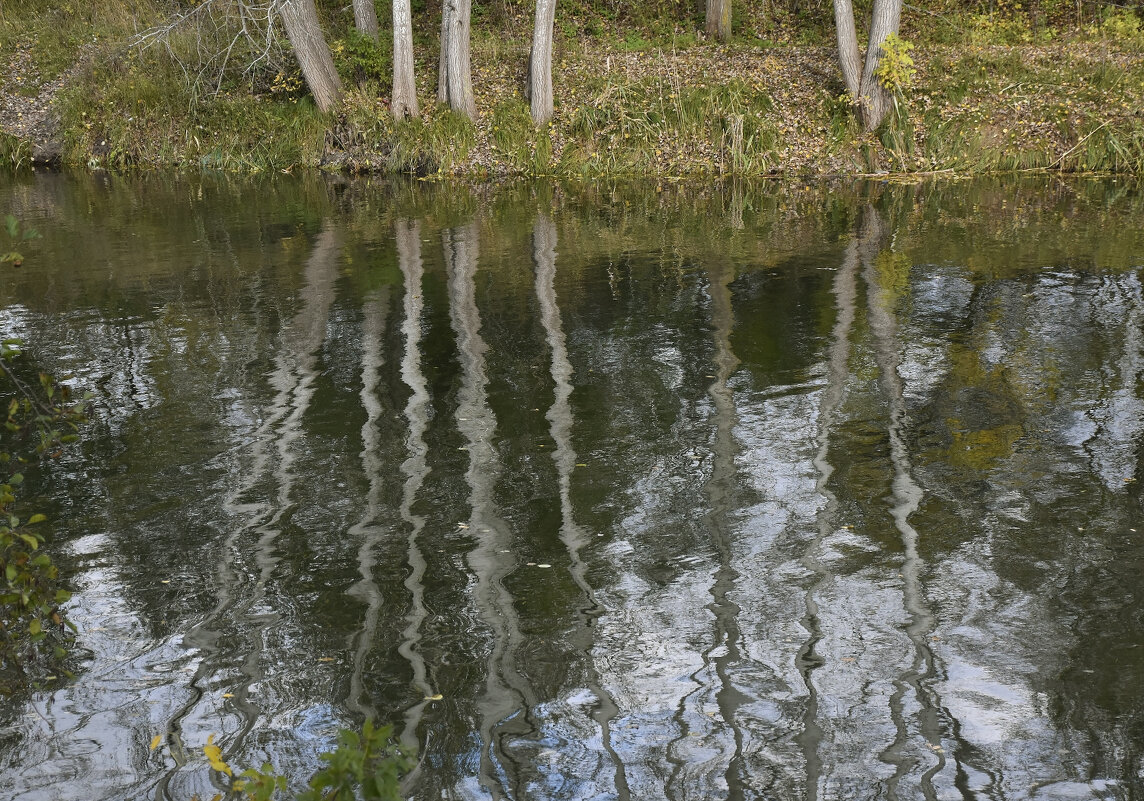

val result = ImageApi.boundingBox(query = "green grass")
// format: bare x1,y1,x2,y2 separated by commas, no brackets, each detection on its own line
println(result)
564,76,779,175
3,0,1144,176
488,98,554,174
0,131,32,170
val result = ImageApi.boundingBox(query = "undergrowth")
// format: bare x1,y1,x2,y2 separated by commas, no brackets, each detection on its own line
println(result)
2,0,1144,174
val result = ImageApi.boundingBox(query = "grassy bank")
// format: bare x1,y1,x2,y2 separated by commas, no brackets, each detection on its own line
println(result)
1,0,1143,175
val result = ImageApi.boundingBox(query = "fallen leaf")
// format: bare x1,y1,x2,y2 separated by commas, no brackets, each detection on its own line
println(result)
150,735,162,751
203,735,232,776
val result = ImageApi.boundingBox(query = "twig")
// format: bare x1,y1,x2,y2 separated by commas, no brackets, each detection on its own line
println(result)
1051,118,1115,167
0,357,55,419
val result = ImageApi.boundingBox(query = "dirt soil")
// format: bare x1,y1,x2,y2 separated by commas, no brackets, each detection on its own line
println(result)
0,43,75,163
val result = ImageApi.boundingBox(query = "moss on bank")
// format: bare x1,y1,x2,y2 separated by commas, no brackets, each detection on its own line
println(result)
2,1,1144,175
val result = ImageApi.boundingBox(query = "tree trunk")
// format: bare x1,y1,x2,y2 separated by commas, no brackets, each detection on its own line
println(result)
353,0,379,40
833,0,862,97
277,0,342,113
438,0,451,104
831,0,902,131
528,0,557,124
392,0,419,118
706,0,731,42
439,0,476,119
857,0,902,131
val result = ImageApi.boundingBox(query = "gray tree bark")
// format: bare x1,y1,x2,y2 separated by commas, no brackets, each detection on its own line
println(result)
438,0,476,119
527,0,557,124
706,0,731,42
858,0,901,131
438,1,451,104
276,0,342,113
352,0,379,40
833,0,863,98
832,0,902,131
392,0,419,118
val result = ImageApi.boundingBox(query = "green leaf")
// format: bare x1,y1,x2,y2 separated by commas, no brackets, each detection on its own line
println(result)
5,564,16,582
28,514,47,525
19,533,39,550
29,619,41,635
8,473,22,485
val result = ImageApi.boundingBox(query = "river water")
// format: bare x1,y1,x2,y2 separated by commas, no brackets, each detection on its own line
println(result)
0,173,1142,801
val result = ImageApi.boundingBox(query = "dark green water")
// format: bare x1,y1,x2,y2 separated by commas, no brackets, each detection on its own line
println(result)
1,172,1143,801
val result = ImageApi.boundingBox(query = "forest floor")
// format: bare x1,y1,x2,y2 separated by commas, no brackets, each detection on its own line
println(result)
2,12,1144,176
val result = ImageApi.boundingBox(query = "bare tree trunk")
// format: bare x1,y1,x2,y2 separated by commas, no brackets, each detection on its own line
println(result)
438,0,451,104
353,0,379,40
528,0,557,124
392,0,419,118
439,0,476,119
706,0,731,42
857,0,902,131
277,0,342,112
833,0,863,97
832,0,902,131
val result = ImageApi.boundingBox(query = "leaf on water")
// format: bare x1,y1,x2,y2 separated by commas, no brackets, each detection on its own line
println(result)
424,693,443,701
576,463,587,467
318,657,334,662
222,693,234,698
204,734,232,776
150,735,162,751
537,564,552,568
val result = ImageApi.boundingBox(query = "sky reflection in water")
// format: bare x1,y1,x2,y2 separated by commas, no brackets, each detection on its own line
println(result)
0,174,1142,801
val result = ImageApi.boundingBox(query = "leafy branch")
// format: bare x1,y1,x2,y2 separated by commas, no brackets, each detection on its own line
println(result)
1,318,88,691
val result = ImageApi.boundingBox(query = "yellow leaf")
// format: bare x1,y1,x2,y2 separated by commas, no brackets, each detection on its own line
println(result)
222,693,234,698
424,693,443,701
150,735,162,751
203,734,232,776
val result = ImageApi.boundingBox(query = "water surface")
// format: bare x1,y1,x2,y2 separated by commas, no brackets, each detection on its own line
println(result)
1,173,1143,801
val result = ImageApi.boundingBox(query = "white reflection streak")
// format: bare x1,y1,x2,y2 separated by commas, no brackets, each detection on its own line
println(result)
394,220,435,768
533,215,631,801
1085,273,1144,488
445,223,532,799
859,207,944,801
679,259,751,799
346,286,392,722
164,224,341,796
797,238,859,801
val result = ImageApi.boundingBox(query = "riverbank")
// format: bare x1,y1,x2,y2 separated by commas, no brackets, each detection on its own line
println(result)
2,5,1144,176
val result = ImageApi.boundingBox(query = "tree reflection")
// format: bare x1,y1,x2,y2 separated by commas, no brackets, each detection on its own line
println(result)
393,219,435,779
161,223,341,799
532,213,631,800
345,285,392,722
444,222,534,799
